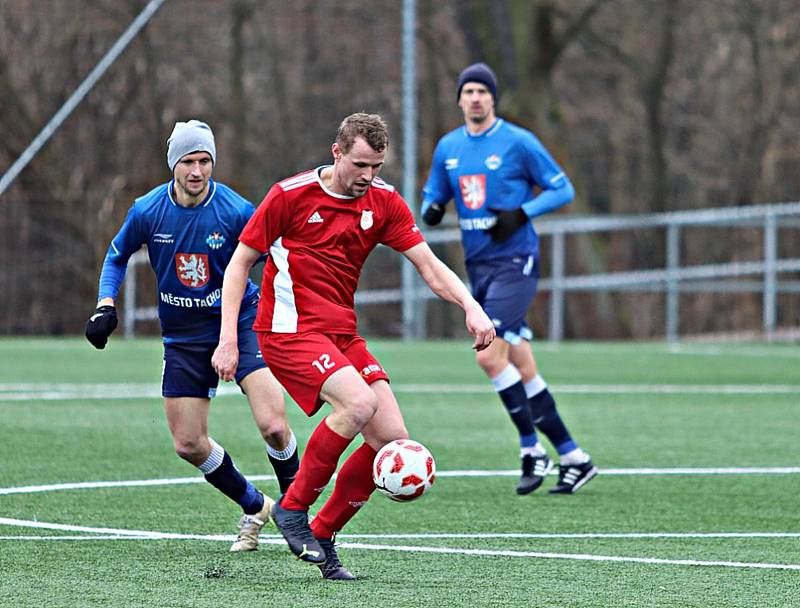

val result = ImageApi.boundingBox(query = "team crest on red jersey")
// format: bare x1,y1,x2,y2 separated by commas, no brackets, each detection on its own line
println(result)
360,209,374,230
175,253,209,288
459,174,486,209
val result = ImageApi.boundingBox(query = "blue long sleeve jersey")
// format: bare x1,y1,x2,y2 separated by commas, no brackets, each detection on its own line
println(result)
97,179,260,343
421,118,574,263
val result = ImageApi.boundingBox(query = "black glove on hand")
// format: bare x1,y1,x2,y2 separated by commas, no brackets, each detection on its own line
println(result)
485,207,529,243
422,202,445,226
85,305,118,349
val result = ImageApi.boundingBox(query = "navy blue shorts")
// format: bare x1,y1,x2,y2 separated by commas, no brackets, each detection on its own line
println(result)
161,309,265,399
467,255,539,344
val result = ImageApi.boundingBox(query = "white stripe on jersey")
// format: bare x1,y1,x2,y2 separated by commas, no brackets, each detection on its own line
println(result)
486,118,503,137
371,176,395,192
279,171,316,192
549,172,566,185
460,118,503,138
522,255,534,276
167,180,177,206
166,179,217,205
202,181,217,206
269,237,298,333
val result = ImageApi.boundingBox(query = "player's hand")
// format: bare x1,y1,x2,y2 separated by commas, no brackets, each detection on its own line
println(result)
465,302,496,352
212,340,239,382
485,207,529,242
422,202,445,226
85,305,118,349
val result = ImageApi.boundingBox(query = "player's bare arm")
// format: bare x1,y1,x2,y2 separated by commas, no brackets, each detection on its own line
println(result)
212,242,263,381
402,242,495,351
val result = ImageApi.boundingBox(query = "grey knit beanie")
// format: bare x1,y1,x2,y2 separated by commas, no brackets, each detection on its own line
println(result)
166,120,216,171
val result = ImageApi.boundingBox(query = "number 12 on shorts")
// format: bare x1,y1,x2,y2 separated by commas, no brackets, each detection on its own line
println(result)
311,353,336,374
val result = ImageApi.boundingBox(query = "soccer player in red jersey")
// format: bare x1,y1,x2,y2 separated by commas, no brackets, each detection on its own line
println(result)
212,113,495,579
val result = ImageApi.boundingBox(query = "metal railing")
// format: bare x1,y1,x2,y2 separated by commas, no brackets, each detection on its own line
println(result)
538,202,800,341
124,201,800,341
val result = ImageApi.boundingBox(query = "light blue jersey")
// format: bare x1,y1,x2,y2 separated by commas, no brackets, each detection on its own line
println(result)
98,179,260,343
422,118,574,263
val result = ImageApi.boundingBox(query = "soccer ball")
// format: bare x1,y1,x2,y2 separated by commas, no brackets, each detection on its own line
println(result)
372,439,436,502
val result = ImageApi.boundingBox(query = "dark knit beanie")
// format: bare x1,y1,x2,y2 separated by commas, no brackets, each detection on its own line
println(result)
456,62,498,102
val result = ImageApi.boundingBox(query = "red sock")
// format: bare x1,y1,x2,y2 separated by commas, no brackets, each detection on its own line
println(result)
311,442,377,539
281,418,352,511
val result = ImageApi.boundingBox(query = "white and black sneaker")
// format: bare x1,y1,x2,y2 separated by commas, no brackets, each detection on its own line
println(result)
516,453,554,495
549,460,598,494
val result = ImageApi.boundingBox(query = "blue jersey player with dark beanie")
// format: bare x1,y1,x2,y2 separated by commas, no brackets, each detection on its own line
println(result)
85,120,300,548
421,64,598,494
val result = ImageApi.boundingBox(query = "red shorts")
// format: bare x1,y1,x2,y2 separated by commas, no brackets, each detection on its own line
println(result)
258,331,389,415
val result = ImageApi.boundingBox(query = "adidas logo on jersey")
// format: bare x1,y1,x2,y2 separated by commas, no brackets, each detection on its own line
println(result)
307,211,324,224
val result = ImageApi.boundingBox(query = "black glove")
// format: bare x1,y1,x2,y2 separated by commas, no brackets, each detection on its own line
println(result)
85,305,118,349
485,207,529,243
421,202,445,226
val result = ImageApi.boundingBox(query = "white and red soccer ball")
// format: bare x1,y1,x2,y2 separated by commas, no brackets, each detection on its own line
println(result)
372,439,436,502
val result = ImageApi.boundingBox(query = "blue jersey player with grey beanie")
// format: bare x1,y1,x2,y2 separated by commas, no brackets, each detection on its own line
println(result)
85,120,300,550
421,63,598,494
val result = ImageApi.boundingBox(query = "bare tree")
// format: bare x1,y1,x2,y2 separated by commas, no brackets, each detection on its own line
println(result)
1,0,798,337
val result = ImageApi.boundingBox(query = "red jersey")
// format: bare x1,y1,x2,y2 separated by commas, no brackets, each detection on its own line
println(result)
239,167,425,334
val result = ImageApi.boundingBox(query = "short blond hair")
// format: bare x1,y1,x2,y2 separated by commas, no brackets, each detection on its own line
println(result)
336,113,389,154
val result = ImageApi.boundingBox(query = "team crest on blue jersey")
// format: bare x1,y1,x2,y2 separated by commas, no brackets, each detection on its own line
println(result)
206,231,225,250
175,253,210,288
459,174,487,209
485,154,502,170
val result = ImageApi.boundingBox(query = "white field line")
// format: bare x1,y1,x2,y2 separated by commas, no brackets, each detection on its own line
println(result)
437,467,800,476
0,518,798,571
335,542,800,571
369,342,800,359
0,535,159,541
1,382,799,400
2,466,800,496
1,518,798,541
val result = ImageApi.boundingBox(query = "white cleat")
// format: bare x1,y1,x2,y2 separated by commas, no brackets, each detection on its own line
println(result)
229,493,275,552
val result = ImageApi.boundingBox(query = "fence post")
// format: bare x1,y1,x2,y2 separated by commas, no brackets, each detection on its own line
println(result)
400,0,423,340
548,230,565,341
665,223,681,342
124,254,137,339
763,213,778,336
